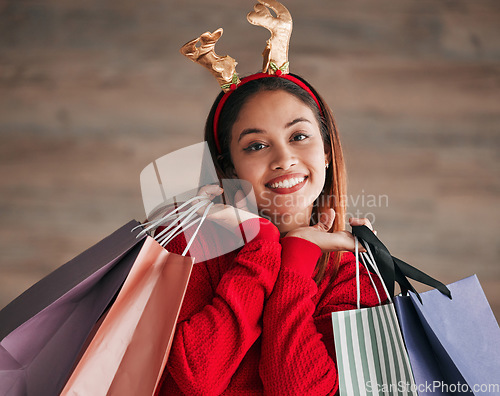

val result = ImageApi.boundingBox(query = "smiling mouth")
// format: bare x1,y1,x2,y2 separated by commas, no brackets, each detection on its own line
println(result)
265,176,308,194
267,176,306,189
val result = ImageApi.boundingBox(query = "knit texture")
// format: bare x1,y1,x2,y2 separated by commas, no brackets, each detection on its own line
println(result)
155,218,386,395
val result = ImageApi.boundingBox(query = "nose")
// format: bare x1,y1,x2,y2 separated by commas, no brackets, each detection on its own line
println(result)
270,144,297,171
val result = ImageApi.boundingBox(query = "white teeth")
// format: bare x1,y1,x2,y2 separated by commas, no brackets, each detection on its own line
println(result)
269,177,305,189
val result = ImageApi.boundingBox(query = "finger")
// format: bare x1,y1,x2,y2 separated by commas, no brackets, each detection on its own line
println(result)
198,184,223,200
342,231,367,253
349,217,373,231
192,185,223,212
312,230,367,253
315,208,335,232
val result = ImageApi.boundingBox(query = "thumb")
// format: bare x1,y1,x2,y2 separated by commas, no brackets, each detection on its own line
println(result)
314,208,335,232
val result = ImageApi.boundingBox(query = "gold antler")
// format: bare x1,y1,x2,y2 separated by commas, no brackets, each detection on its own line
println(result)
180,28,240,92
247,0,293,74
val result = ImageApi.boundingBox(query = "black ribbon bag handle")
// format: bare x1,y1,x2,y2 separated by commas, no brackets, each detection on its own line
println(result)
351,225,451,303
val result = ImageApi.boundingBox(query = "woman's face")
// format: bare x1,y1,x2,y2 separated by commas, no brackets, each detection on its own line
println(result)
229,89,329,232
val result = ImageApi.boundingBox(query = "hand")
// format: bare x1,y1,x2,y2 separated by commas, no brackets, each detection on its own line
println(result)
284,209,369,253
194,184,261,232
349,217,375,234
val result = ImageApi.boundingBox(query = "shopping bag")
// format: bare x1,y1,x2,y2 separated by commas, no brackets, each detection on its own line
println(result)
393,295,448,395
351,225,451,302
331,238,418,396
0,220,146,396
61,199,209,396
395,276,500,395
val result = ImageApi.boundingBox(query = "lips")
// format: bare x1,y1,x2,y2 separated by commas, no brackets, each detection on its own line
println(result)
265,173,308,194
268,176,305,189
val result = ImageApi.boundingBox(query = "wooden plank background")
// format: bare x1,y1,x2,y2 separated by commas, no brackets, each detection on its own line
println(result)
1,0,499,319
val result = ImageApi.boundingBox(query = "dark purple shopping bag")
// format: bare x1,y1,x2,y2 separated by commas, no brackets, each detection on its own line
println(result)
0,220,146,396
395,275,500,396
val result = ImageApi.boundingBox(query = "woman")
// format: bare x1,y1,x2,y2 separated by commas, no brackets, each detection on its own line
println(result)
155,74,385,395
154,1,386,393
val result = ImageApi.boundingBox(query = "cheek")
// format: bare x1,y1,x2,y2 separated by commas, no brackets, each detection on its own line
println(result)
240,169,264,192
306,150,327,176
306,153,328,193
232,155,262,185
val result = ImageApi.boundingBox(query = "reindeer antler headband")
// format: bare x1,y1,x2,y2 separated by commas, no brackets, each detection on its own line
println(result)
180,0,322,153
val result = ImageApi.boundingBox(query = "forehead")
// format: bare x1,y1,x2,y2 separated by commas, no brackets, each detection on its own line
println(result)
234,89,317,126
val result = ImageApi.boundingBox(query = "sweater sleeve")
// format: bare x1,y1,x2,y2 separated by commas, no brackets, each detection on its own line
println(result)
259,241,386,396
161,218,281,395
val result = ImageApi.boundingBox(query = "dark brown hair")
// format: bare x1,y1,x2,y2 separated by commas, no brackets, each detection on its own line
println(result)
204,74,347,283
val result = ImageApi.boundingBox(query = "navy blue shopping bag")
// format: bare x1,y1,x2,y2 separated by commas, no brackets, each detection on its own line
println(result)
395,276,500,396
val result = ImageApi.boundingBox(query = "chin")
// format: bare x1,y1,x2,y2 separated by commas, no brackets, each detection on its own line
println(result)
256,187,321,221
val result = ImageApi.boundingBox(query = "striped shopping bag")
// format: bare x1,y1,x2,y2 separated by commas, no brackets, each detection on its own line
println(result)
332,304,417,396
331,236,417,396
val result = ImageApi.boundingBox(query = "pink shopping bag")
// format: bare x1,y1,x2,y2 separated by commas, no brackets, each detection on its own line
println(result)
61,236,193,396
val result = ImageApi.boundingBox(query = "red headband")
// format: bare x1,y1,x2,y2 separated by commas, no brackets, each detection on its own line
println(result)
213,73,323,154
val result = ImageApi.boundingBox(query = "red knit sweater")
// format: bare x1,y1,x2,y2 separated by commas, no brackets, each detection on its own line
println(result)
156,218,385,395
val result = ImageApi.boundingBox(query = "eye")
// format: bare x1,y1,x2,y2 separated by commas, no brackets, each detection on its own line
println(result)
291,133,310,142
243,142,267,152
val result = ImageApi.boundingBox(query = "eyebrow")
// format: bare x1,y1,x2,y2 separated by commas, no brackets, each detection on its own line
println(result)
237,117,312,142
286,117,312,128
238,128,264,142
